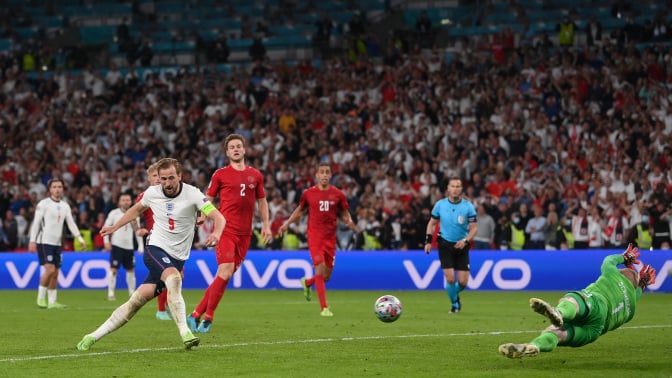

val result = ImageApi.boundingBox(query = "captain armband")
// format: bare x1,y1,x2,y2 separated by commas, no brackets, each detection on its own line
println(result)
200,202,216,216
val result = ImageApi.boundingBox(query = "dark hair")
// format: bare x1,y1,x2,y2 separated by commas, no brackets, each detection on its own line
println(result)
447,176,462,184
47,178,65,190
118,192,133,201
440,176,462,192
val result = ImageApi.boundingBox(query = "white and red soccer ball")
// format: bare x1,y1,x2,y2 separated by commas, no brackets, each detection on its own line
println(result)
374,295,402,323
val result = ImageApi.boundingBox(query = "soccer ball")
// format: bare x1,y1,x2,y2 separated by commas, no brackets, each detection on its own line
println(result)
374,295,402,323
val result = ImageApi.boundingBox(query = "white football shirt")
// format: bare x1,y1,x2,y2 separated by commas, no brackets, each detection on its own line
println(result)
29,197,81,247
141,183,212,260
103,208,140,250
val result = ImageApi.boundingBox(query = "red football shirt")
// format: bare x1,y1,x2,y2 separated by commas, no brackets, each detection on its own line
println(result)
207,165,265,235
299,185,349,241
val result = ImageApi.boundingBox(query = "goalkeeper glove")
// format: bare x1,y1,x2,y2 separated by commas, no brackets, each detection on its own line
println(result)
622,243,641,267
638,264,656,291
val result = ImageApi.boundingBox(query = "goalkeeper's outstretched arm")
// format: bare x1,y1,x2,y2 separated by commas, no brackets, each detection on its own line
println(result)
600,254,625,276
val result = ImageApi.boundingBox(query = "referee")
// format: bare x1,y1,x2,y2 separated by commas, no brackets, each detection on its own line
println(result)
424,177,478,314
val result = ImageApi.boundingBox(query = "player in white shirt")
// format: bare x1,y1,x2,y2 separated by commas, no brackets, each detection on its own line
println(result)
77,158,226,351
29,178,85,310
103,193,144,301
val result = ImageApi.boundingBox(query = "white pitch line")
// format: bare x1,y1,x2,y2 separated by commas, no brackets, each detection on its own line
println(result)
1,324,669,363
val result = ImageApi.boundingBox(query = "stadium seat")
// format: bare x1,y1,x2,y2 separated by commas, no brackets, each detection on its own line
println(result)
0,39,12,51
150,41,195,53
79,25,116,45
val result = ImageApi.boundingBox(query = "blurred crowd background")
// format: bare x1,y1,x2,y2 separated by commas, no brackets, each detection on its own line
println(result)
1,0,671,252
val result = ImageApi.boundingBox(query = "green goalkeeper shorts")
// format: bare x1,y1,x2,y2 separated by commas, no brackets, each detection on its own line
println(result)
559,291,606,347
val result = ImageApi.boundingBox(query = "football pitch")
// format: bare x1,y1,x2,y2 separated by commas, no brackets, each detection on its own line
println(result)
1,289,670,377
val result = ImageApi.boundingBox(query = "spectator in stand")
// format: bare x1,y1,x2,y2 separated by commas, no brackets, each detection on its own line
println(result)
3,210,19,250
587,206,605,249
585,16,603,47
500,211,526,250
525,204,547,250
0,223,10,251
210,34,230,63
517,202,531,232
570,206,590,249
415,10,433,48
628,213,653,250
556,16,577,49
651,14,670,41
620,17,644,45
0,184,11,220
649,201,671,249
474,204,495,250
249,37,267,62
399,211,421,250
602,207,630,249
15,207,29,249
137,41,154,67
314,13,334,59
116,17,132,53
542,211,559,250
348,13,366,37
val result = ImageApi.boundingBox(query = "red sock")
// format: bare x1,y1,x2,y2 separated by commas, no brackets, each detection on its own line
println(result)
157,290,168,311
204,276,228,321
314,274,328,309
192,286,210,319
305,277,315,286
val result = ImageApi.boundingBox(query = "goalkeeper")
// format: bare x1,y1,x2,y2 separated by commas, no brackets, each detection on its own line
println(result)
499,244,656,358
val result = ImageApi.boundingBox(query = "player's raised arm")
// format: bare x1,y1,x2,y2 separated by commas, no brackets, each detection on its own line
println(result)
101,202,148,237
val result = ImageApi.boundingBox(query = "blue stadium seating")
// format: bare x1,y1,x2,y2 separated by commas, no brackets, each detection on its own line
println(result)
13,0,667,68
79,25,116,45
0,39,12,51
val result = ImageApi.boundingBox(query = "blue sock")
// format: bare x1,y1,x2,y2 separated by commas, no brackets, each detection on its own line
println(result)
445,282,458,304
457,283,465,294
453,282,462,306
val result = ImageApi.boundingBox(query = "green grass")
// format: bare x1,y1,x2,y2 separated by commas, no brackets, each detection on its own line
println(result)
0,290,670,377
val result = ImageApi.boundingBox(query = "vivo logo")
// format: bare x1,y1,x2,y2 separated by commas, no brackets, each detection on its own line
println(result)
404,259,532,290
6,260,109,288
3,257,671,291
196,259,314,288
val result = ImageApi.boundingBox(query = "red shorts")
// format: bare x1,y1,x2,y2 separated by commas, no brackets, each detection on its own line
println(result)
215,231,251,269
307,238,336,269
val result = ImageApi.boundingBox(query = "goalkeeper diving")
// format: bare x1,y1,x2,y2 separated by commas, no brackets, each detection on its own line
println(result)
499,244,657,358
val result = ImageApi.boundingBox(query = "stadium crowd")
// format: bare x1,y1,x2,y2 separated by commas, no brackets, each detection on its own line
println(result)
1,16,672,253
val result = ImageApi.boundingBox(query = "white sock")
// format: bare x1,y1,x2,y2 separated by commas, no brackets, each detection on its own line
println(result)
37,285,47,301
165,273,189,336
108,271,117,298
126,271,136,297
89,291,148,341
47,289,57,304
